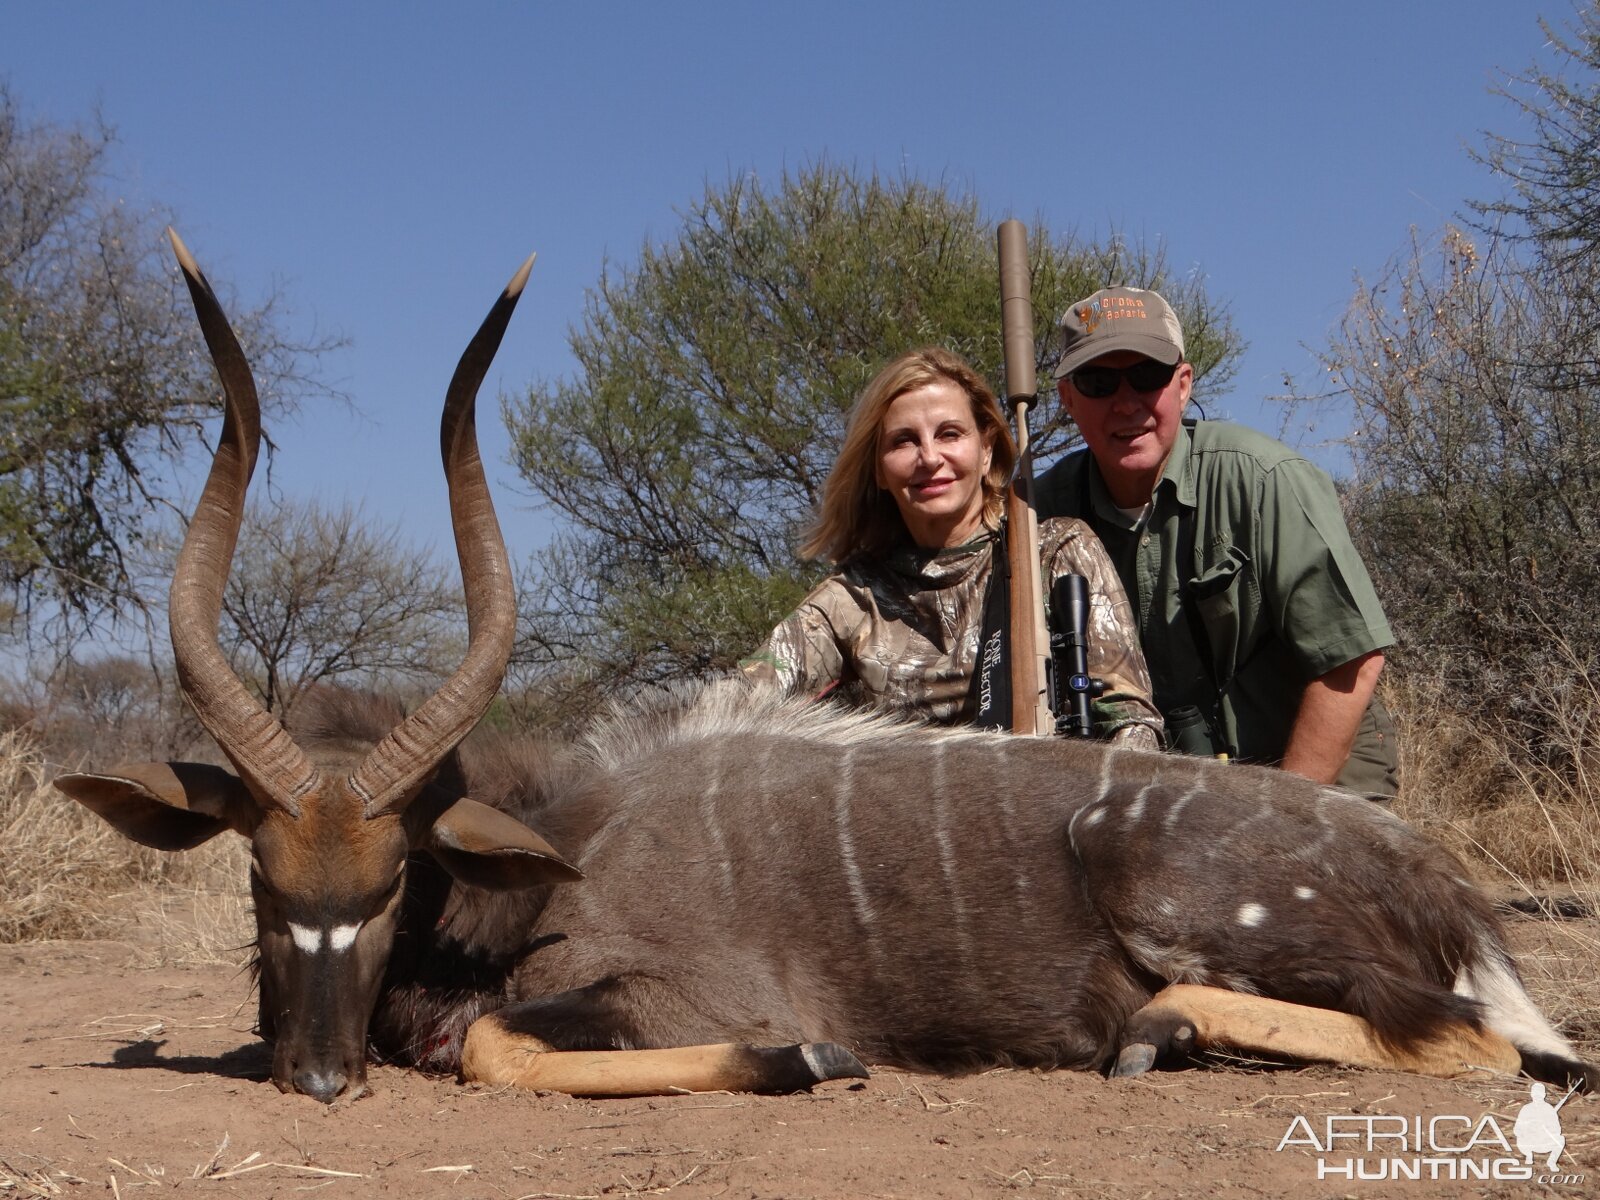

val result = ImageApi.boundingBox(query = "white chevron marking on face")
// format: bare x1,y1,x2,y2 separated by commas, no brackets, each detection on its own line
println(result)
288,922,363,953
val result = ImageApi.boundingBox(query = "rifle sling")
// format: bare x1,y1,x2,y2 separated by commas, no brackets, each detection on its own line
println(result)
970,531,1013,732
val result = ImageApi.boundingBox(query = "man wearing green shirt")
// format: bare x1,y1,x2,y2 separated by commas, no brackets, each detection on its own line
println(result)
1034,287,1398,799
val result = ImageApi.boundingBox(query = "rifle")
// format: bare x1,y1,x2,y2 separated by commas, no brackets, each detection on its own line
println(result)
997,219,1053,736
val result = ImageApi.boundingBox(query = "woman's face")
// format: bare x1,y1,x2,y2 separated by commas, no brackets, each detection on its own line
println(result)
875,378,995,549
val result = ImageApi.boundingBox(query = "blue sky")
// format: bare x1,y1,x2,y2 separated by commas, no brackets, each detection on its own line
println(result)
5,1,1557,569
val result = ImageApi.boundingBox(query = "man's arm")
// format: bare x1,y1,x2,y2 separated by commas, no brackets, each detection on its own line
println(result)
1279,650,1385,784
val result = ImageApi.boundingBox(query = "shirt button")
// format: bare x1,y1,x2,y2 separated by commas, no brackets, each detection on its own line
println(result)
1140,535,1151,546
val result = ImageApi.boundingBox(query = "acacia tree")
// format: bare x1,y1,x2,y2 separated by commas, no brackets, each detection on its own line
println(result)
213,500,463,719
1473,3,1600,267
0,88,338,637
31,653,203,762
506,163,1242,705
1317,229,1600,698
1309,5,1600,746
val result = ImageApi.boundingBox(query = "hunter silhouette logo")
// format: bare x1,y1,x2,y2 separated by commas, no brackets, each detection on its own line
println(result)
1514,1081,1575,1170
1277,1081,1585,1184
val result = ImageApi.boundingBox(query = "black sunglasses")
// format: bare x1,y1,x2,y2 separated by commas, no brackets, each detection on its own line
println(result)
1068,359,1178,399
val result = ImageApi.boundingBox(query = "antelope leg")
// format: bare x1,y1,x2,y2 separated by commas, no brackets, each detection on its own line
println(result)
461,1013,868,1096
1112,983,1521,1079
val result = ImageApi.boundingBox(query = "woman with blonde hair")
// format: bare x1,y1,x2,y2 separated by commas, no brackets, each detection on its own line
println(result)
742,347,1161,745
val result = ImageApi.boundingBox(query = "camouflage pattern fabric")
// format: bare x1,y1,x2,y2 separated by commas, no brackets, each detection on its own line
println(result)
742,518,1163,747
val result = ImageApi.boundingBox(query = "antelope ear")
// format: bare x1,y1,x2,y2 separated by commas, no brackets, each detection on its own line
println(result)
53,762,258,851
424,797,584,890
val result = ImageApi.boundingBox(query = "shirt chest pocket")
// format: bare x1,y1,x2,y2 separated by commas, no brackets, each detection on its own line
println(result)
1186,543,1252,676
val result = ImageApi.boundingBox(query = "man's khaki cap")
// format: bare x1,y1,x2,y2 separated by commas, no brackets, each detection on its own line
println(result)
1053,286,1185,379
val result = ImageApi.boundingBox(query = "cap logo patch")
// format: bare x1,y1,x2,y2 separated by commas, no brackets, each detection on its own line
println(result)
1077,294,1152,336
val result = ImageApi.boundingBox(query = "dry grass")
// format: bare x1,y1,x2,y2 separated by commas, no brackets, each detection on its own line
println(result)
1387,663,1600,1058
1389,669,1600,893
0,728,250,959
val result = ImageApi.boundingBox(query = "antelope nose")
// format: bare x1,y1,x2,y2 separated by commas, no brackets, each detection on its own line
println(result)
293,1066,348,1104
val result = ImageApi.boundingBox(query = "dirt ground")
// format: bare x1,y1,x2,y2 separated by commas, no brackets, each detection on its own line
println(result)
2,926,1596,1200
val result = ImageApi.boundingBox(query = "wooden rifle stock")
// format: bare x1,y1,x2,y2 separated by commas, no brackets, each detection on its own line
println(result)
997,219,1053,736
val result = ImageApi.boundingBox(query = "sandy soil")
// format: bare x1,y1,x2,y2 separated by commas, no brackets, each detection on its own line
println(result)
2,931,1595,1200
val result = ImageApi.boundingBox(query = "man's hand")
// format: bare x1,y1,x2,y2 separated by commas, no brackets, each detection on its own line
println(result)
1279,651,1386,784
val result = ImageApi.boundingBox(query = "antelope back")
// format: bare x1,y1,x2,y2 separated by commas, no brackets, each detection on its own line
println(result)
501,684,1503,1066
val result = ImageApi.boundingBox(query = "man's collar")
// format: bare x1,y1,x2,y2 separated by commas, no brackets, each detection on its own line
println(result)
1164,418,1198,508
1081,420,1197,527
1082,460,1140,531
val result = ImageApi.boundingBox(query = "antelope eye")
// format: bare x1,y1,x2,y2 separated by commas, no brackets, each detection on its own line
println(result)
351,864,406,924
374,869,404,913
249,863,278,901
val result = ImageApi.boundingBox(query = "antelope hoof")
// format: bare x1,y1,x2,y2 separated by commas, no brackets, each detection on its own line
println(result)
1111,1003,1199,1077
1521,1049,1600,1094
798,1041,871,1086
1112,1042,1158,1077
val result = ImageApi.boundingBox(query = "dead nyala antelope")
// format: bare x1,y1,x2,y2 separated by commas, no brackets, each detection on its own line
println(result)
56,234,1596,1105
